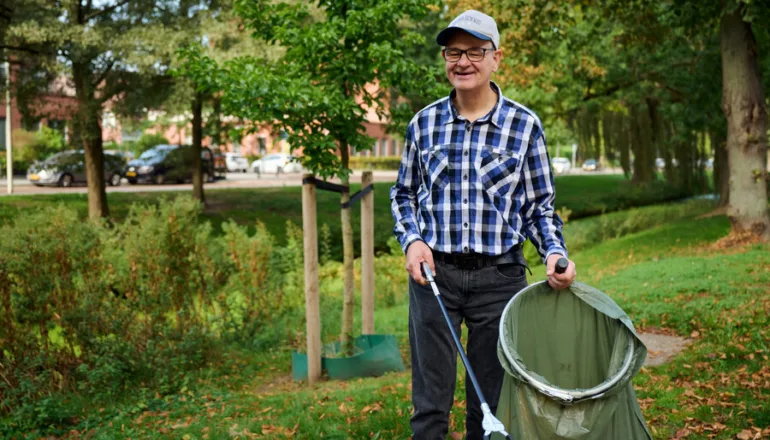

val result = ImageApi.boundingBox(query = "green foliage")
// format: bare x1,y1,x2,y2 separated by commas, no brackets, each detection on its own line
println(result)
348,156,402,170
0,175,706,263
523,198,716,265
0,127,66,175
16,212,765,439
0,196,307,432
181,0,444,180
123,133,170,156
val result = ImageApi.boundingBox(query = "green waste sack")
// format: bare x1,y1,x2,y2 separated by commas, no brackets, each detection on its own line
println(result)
493,281,652,440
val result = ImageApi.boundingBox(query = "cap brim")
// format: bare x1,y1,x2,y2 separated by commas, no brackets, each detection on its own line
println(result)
436,27,494,47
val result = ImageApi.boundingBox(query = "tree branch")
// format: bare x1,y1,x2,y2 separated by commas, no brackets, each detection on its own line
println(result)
91,58,115,89
582,82,633,101
0,44,41,55
85,0,130,21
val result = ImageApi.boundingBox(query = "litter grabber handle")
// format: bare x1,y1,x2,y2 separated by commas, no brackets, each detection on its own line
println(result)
555,257,569,274
421,263,513,440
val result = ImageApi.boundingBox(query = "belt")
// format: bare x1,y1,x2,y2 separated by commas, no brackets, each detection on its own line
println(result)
432,246,526,271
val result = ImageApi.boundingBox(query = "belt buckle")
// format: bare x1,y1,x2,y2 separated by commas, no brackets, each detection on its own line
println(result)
456,253,479,270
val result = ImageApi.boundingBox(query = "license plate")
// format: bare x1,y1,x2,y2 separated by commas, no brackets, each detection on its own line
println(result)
126,171,136,177
29,174,40,181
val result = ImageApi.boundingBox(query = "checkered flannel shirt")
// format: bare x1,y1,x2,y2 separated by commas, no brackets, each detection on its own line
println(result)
389,82,567,261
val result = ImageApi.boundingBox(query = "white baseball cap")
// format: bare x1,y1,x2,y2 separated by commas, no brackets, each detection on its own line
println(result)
436,10,500,49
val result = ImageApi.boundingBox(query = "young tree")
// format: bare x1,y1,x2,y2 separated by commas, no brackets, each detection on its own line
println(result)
184,0,443,353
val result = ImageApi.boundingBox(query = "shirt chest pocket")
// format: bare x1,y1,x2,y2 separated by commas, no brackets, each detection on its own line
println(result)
421,145,451,189
478,146,523,196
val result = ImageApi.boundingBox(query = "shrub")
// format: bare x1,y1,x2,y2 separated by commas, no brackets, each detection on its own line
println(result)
0,197,223,428
348,156,401,170
0,205,106,419
123,132,170,156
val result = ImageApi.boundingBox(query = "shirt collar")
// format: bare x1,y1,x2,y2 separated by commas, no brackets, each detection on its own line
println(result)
440,81,505,128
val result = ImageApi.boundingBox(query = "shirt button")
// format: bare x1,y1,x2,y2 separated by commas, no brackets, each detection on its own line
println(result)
463,174,468,181
463,246,469,252
464,150,469,157
463,222,468,228
463,198,468,204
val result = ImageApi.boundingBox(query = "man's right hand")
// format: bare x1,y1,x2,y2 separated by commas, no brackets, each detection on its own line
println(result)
405,240,435,285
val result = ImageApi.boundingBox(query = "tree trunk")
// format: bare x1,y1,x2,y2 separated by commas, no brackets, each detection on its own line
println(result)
630,105,654,184
211,97,224,148
72,61,108,220
192,90,205,203
711,129,729,206
619,112,631,178
339,142,355,355
646,98,662,181
720,10,770,239
662,121,676,184
695,132,708,194
602,111,615,163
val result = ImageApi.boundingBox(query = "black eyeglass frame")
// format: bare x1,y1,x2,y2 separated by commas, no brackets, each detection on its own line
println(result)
441,47,496,63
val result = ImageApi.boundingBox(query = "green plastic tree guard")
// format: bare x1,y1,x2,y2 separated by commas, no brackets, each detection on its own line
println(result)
292,334,405,381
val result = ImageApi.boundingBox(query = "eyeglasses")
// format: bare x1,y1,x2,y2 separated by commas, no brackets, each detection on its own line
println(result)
442,47,495,63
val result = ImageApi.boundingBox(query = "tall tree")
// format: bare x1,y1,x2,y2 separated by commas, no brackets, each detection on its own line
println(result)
720,6,770,239
170,3,275,203
5,0,176,219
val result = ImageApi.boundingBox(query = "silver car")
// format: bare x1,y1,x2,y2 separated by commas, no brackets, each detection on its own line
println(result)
225,152,249,173
27,150,124,187
250,153,302,176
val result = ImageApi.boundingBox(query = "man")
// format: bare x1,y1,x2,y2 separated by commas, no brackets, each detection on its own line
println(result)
389,9,577,440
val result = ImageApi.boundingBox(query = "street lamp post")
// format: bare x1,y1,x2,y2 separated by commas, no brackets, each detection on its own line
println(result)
4,61,12,194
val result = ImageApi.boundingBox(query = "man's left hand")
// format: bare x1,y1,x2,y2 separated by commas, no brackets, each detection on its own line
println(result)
546,254,576,290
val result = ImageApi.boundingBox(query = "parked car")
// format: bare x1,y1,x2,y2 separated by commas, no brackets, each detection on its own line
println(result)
250,153,302,176
655,158,681,170
105,149,135,164
582,158,600,172
212,150,228,179
551,157,571,174
27,150,125,187
124,144,216,185
225,152,249,173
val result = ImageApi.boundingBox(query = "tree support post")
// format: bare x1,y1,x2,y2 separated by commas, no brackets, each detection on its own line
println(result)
361,171,374,334
302,173,322,384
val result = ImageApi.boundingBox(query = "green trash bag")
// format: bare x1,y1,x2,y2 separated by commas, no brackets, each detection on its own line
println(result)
492,281,652,440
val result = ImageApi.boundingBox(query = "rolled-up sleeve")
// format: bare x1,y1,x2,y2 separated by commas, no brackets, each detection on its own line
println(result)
390,123,423,253
520,130,568,262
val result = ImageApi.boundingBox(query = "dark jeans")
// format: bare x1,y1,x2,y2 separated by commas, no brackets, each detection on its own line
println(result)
409,255,528,440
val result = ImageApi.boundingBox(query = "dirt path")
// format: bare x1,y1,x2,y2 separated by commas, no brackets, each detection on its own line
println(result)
638,332,690,367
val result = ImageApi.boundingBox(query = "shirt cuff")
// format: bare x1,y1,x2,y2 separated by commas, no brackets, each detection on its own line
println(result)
544,248,568,263
401,235,425,254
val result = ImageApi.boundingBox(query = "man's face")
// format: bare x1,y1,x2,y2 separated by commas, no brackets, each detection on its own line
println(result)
443,31,501,92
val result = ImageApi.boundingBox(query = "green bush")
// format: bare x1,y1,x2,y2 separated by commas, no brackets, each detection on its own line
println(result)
0,128,65,175
348,156,401,170
522,199,717,265
0,155,32,176
123,132,170,156
0,196,307,432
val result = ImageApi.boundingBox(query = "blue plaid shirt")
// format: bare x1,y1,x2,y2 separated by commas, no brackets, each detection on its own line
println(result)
390,82,567,262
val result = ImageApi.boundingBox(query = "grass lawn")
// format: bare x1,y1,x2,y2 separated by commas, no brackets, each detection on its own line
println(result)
0,174,687,259
12,207,769,439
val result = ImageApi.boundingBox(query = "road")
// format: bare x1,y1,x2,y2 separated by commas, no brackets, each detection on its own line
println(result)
0,167,623,197
0,170,402,196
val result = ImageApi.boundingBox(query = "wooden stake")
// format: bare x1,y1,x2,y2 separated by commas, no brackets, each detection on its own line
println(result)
361,171,375,334
302,174,321,384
